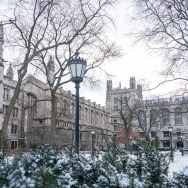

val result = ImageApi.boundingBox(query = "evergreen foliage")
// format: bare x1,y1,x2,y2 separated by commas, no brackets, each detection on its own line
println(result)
0,138,188,187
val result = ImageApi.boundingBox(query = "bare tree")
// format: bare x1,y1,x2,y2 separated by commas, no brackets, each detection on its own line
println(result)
135,101,164,137
127,0,188,95
113,95,140,151
0,0,121,146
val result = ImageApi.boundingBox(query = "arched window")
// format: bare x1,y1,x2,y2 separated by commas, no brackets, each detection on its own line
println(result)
162,109,170,126
11,124,17,134
91,110,93,123
79,106,82,120
139,111,145,127
150,110,157,126
175,108,183,125
96,111,98,124
27,93,37,115
85,108,88,122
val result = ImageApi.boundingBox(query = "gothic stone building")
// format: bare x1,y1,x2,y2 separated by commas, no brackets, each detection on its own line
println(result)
106,78,188,149
1,21,188,151
0,23,112,151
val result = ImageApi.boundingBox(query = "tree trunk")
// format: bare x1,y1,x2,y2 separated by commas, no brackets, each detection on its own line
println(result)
49,92,56,147
125,126,129,151
2,67,28,135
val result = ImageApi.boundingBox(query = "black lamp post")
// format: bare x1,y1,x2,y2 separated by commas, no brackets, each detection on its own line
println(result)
68,50,87,153
168,126,173,161
186,136,188,149
130,135,132,154
91,129,95,156
180,134,184,156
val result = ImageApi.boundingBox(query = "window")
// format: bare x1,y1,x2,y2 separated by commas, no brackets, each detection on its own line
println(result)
11,141,18,150
12,107,18,118
114,106,118,111
175,108,182,125
27,93,37,114
139,111,145,127
163,142,170,148
123,105,128,111
114,119,117,123
11,124,17,134
114,98,118,104
3,105,8,116
15,97,18,103
114,125,117,131
91,110,93,123
151,132,156,138
162,117,170,126
80,133,82,141
85,108,88,122
139,132,145,138
163,131,169,137
150,110,157,126
79,106,81,120
162,109,170,126
3,88,9,100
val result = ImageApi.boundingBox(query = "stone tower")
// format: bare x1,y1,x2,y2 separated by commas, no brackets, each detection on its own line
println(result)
6,63,14,79
106,80,112,100
130,77,136,89
0,22,4,129
106,80,112,109
47,55,55,83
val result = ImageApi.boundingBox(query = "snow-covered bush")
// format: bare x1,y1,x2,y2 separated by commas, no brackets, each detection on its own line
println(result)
0,138,187,187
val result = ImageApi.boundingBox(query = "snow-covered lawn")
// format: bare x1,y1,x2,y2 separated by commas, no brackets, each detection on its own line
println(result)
169,150,188,177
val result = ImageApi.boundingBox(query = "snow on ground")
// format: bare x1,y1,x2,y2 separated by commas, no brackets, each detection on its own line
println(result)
168,150,188,177
5,150,188,179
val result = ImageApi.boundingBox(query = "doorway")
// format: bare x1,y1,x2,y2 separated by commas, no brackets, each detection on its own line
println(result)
177,142,183,149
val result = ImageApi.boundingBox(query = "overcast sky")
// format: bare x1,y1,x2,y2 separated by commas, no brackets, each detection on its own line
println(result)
3,0,175,107
77,1,169,107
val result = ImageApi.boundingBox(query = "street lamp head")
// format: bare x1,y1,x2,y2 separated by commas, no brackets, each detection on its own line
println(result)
180,134,183,138
68,49,87,83
91,129,95,135
130,135,132,139
168,126,173,132
186,136,188,141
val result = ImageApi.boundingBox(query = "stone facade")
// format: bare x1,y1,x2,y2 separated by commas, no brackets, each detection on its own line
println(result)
1,20,188,151
0,24,112,151
106,78,188,149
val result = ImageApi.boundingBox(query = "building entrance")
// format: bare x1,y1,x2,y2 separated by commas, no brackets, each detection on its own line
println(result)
177,142,183,149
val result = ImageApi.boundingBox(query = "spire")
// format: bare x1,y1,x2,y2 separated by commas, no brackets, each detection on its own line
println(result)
119,81,121,88
6,63,14,79
47,55,55,83
47,55,54,71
